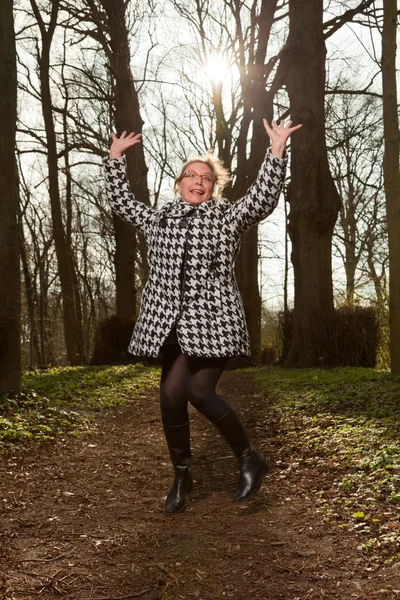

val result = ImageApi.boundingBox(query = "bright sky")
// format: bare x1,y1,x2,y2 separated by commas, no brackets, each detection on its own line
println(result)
16,1,397,313
138,2,396,311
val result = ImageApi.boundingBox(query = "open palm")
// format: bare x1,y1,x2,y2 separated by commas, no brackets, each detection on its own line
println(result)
110,131,142,159
263,119,302,158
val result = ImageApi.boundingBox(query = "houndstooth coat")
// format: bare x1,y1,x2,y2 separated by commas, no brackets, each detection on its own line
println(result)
104,151,287,358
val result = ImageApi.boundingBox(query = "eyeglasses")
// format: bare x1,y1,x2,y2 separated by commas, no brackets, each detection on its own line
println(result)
183,171,214,185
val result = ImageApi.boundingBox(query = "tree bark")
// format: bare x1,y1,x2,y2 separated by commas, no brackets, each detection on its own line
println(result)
0,0,21,393
282,0,341,367
339,170,357,305
30,0,85,365
382,0,400,373
232,0,279,359
18,214,43,368
100,0,151,320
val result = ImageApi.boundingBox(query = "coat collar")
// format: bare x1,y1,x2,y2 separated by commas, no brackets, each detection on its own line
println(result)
163,196,217,218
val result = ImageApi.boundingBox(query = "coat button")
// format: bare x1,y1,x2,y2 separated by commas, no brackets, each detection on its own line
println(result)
179,219,187,228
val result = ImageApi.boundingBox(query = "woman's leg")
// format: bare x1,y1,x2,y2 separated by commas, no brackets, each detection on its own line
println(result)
186,356,268,502
160,343,192,514
160,343,189,426
186,355,248,453
185,355,231,420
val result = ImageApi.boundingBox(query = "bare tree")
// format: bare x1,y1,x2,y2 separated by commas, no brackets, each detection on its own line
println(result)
62,0,152,321
277,0,375,367
14,0,388,368
28,0,85,364
166,0,285,357
15,0,157,364
18,198,42,368
280,0,341,367
328,94,385,304
163,0,377,361
17,154,57,368
382,0,400,373
0,0,21,393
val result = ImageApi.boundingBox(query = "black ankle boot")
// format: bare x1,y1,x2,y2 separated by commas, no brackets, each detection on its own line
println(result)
233,444,268,502
212,410,268,502
163,422,193,514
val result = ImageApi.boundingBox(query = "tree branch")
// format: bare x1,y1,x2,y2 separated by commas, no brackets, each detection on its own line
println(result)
324,0,375,39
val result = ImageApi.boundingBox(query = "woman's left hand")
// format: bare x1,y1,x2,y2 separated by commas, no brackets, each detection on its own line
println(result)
263,119,302,159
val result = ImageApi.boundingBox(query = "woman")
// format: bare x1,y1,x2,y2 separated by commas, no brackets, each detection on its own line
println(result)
104,119,301,514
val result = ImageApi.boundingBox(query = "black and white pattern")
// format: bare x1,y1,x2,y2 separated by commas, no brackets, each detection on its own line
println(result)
104,151,287,358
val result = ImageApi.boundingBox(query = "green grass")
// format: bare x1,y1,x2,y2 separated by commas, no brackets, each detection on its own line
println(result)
253,367,400,566
0,364,160,450
255,366,400,419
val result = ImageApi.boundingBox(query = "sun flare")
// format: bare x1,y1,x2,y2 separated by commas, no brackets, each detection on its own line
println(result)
205,52,229,84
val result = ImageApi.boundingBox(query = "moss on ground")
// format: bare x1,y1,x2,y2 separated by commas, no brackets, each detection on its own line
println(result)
253,367,400,565
0,364,160,450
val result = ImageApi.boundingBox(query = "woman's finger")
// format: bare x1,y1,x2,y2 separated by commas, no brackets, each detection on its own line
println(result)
263,118,271,131
130,133,142,145
122,133,142,147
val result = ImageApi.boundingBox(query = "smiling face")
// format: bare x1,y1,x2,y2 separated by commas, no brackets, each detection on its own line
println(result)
177,161,215,206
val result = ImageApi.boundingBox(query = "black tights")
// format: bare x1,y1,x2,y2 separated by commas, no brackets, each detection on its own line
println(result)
160,343,232,427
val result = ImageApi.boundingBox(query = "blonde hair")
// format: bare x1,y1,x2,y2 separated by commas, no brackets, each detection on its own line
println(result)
174,151,231,201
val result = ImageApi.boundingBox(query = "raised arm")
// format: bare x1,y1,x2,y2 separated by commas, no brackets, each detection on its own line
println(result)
104,131,156,236
229,119,302,234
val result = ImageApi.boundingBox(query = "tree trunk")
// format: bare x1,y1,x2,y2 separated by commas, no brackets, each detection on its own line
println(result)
382,0,400,373
282,0,341,367
232,0,279,360
19,217,43,368
30,0,85,365
101,0,151,320
38,259,50,367
339,155,357,305
0,0,21,393
282,186,291,360
235,228,261,358
340,195,357,306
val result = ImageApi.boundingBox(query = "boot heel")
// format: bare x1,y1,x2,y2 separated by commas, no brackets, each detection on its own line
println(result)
163,422,192,514
233,445,268,502
165,467,193,514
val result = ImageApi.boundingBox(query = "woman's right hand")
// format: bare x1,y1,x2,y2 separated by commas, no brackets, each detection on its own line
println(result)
109,131,142,159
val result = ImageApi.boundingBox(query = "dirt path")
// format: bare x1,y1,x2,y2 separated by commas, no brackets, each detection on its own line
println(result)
0,372,397,600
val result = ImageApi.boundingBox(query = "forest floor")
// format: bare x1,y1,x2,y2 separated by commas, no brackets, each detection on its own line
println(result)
0,366,399,600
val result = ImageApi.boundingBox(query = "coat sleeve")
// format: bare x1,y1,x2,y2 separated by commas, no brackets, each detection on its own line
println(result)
103,155,156,237
228,151,288,234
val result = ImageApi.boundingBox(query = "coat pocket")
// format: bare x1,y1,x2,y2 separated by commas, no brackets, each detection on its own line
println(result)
207,278,222,313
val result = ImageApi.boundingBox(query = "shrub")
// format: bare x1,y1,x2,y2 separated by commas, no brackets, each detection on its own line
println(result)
277,305,379,367
260,344,278,366
327,305,379,367
90,315,136,365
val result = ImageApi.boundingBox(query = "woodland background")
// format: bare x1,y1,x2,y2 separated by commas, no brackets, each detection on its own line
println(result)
1,0,400,394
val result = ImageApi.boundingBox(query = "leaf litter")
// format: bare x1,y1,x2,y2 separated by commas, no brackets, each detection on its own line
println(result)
0,365,399,599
